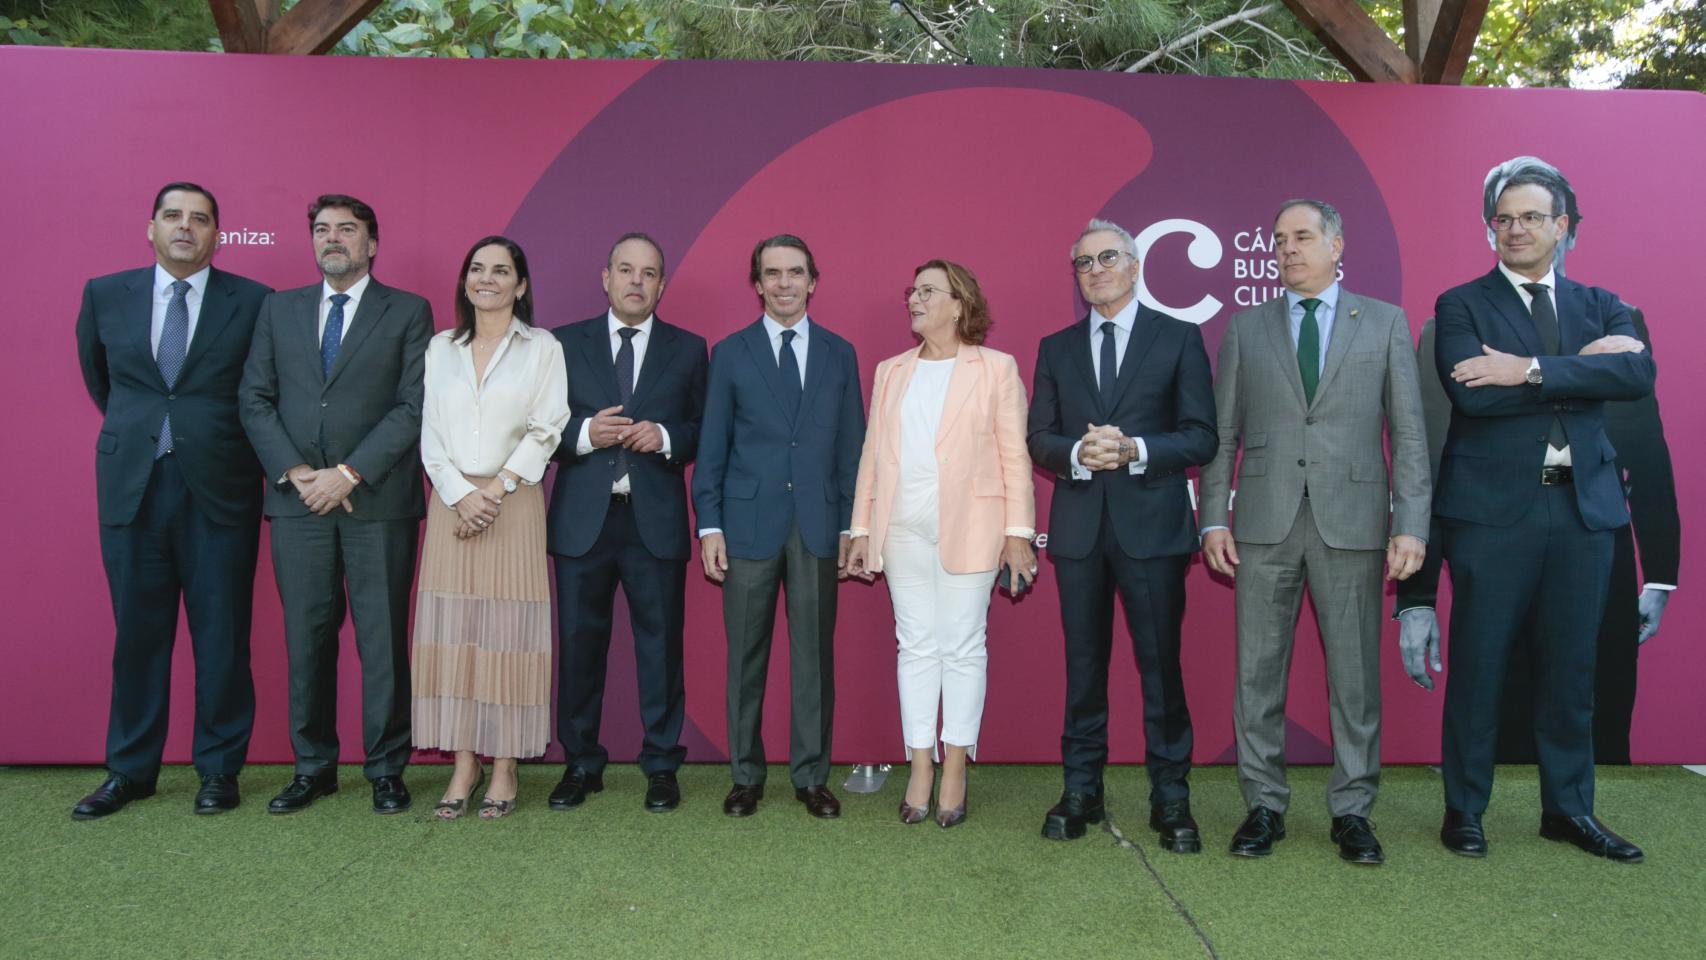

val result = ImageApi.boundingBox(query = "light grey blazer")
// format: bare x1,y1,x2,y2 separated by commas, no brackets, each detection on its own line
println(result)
1198,289,1430,550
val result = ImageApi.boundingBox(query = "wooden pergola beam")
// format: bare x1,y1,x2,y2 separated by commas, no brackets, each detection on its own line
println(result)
1281,0,1418,83
1418,0,1490,84
206,0,379,55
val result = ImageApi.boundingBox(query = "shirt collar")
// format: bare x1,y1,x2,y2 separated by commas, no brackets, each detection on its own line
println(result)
321,272,372,305
154,263,210,298
1498,261,1555,297
763,313,810,341
606,310,655,338
1285,281,1340,315
1089,297,1138,333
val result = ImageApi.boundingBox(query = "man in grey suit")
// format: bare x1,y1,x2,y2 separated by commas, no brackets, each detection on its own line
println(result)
239,194,434,815
1198,199,1429,864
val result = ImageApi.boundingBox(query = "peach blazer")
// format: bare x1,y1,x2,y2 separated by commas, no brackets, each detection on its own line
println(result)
850,341,1036,574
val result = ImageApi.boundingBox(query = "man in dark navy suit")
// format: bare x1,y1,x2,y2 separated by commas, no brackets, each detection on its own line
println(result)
547,233,707,815
1027,219,1217,847
1432,158,1655,862
73,182,271,819
693,235,865,819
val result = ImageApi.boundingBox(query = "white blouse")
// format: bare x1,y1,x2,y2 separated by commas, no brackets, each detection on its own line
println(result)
893,357,956,535
421,318,570,507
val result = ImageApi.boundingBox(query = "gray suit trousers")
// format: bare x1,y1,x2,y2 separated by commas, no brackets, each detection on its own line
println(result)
723,521,838,788
1233,498,1384,817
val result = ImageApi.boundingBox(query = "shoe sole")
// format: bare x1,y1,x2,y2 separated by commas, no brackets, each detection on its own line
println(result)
268,785,339,814
548,783,604,811
1441,840,1487,858
1228,828,1285,857
1041,809,1104,841
372,801,412,815
1538,828,1643,863
193,803,238,815
1338,852,1385,865
1158,834,1202,854
644,802,680,813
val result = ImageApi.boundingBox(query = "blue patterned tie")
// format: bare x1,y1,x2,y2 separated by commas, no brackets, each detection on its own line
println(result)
155,279,190,458
321,293,350,378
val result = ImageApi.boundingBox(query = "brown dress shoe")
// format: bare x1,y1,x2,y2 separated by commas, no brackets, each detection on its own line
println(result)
794,785,841,819
723,783,764,817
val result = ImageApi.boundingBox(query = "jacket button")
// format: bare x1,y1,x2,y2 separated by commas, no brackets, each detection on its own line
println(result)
1297,459,1306,467
167,394,175,401
607,459,616,466
1305,417,1315,425
1536,435,1547,443
785,481,793,492
790,441,798,448
321,401,329,408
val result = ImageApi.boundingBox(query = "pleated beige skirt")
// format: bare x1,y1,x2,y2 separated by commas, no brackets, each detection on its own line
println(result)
411,482,552,759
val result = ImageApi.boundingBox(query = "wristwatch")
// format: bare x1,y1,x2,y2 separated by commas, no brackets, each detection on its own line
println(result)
500,474,519,494
1525,358,1543,386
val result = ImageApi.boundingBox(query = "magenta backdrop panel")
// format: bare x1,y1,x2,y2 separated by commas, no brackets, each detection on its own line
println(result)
1,47,1701,766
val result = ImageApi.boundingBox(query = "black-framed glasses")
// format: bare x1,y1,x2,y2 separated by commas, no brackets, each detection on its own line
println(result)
1488,211,1559,232
903,284,956,303
1072,249,1131,273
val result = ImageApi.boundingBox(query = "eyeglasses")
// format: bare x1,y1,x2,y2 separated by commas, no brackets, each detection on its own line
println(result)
903,284,957,303
1488,211,1559,232
1072,249,1131,273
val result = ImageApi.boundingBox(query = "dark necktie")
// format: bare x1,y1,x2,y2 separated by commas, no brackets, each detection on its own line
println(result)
1097,321,1117,410
614,326,639,479
321,293,350,378
155,279,190,458
778,328,802,420
1297,297,1322,405
1523,282,1568,451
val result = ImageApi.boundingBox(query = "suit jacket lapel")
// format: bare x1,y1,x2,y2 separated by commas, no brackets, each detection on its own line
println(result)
179,268,235,381
1066,314,1101,418
794,324,830,436
1554,277,1589,352
325,279,386,389
1262,297,1309,409
880,348,920,461
1479,268,1543,356
628,317,673,411
295,286,325,385
1107,306,1160,413
1311,291,1360,407
935,342,981,445
743,320,796,428
580,318,621,404
124,270,169,391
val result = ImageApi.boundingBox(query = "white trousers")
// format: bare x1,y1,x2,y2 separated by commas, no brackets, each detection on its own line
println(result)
882,525,997,758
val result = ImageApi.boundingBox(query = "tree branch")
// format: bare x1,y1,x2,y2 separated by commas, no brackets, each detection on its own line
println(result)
1123,2,1279,73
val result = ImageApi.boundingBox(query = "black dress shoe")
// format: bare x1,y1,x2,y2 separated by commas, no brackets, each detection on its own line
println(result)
194,774,240,815
547,767,605,810
1228,806,1286,857
1330,814,1385,865
795,785,841,819
1540,813,1644,863
1150,800,1202,853
1440,808,1487,858
723,783,764,817
371,775,411,814
72,773,156,820
644,771,681,813
1041,791,1105,841
269,773,338,814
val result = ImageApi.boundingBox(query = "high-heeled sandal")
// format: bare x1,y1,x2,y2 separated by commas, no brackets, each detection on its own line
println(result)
477,794,517,820
899,763,935,824
433,766,486,821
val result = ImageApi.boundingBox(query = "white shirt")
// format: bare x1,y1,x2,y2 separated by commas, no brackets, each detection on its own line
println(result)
894,357,956,536
1498,261,1571,467
1070,298,1149,479
317,273,372,346
575,311,673,493
762,313,810,384
150,264,209,358
421,319,570,507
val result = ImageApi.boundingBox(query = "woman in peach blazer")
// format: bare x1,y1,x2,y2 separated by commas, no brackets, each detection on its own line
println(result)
845,259,1036,828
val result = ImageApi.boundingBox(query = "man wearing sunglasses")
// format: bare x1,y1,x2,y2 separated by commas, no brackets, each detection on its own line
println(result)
1028,219,1217,849
1428,159,1654,863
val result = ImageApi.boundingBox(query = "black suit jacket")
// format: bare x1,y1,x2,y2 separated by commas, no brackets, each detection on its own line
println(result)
238,278,433,520
76,266,271,527
547,315,708,561
1433,268,1655,532
1027,306,1218,560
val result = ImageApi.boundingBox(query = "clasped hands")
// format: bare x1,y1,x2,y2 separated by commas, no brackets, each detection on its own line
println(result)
588,404,664,454
452,475,511,539
1450,335,1644,388
288,464,354,516
1077,423,1136,471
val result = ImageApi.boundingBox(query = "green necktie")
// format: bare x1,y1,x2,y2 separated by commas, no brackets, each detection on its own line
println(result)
1297,297,1321,405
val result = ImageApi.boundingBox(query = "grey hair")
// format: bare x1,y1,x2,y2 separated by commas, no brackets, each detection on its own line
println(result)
1072,218,1138,259
1274,199,1343,242
1483,156,1580,274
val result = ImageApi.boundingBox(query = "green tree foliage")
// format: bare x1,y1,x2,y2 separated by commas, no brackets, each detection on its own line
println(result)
338,0,669,58
652,0,1340,77
1,0,218,51
1613,0,1703,90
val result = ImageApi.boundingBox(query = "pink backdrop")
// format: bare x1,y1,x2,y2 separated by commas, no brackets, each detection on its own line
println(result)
1,47,1701,767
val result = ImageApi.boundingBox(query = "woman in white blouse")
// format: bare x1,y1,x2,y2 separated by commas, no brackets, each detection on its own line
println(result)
413,236,569,820
845,260,1037,827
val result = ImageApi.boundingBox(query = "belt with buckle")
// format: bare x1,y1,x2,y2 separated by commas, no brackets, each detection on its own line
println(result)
1540,465,1573,486
610,491,632,505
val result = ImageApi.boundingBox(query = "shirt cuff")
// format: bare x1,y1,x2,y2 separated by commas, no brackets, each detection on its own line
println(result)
697,527,723,538
1643,583,1677,592
1004,527,1036,540
1127,436,1148,475
1069,440,1091,481
1200,525,1229,535
659,424,673,460
848,527,869,538
576,418,594,456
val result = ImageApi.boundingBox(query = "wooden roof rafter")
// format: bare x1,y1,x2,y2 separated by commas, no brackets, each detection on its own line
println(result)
1283,0,1490,83
209,0,381,56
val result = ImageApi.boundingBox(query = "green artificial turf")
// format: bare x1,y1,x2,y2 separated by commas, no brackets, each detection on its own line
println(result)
4,764,1702,959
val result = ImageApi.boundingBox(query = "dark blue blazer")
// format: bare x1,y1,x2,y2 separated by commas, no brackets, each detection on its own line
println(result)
76,266,271,527
692,318,865,561
1433,267,1656,531
1026,306,1217,561
547,315,707,561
